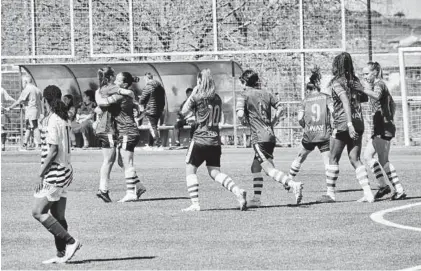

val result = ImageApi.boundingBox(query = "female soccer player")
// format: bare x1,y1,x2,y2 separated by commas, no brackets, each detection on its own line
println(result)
325,52,375,203
180,69,247,212
287,67,335,201
95,72,147,202
360,62,406,200
32,85,81,264
236,69,303,208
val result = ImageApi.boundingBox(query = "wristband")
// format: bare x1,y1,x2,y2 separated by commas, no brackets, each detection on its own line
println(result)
347,122,353,128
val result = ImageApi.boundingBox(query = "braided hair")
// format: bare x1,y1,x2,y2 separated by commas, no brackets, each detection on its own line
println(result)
43,85,68,121
307,66,322,91
328,52,359,87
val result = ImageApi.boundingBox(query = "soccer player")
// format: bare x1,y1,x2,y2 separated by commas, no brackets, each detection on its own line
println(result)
236,70,303,208
287,67,335,201
6,74,43,150
140,73,166,150
180,69,247,212
94,66,119,202
95,72,147,202
360,62,406,200
32,85,81,264
173,87,195,147
1,87,16,151
324,52,375,203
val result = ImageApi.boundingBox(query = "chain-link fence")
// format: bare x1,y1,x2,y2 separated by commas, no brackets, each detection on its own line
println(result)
2,0,421,148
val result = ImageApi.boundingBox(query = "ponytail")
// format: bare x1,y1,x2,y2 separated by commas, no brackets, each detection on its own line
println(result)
367,61,383,79
43,85,68,121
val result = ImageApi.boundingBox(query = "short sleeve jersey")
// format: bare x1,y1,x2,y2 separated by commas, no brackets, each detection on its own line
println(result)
41,113,71,168
184,93,222,146
331,79,366,133
20,84,42,120
236,88,280,144
301,92,332,143
369,80,396,137
107,93,140,137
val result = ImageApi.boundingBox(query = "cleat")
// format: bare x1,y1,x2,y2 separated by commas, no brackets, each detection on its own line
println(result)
174,142,181,147
136,187,147,200
247,199,261,208
182,204,201,212
42,256,63,264
318,194,336,203
374,185,391,199
357,194,375,203
96,190,112,203
142,145,153,151
236,189,247,211
291,182,303,204
118,193,138,203
58,239,82,263
391,191,407,201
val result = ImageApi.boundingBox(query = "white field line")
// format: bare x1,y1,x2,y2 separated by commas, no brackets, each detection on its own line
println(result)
398,264,421,271
370,202,421,232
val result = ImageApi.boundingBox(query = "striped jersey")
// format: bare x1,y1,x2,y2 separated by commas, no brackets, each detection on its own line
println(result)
300,91,333,143
236,88,281,144
369,79,396,137
331,78,368,133
184,93,222,146
40,113,72,187
107,93,140,136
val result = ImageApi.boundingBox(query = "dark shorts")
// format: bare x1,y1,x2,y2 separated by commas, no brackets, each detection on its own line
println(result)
97,133,117,148
372,134,393,141
302,139,330,153
26,119,38,130
185,141,221,167
253,142,276,163
332,130,363,149
118,134,141,152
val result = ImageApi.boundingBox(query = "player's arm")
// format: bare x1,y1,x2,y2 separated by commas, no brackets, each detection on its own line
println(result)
180,94,195,118
298,103,305,128
96,93,125,107
362,81,381,101
236,93,248,126
334,83,357,139
270,93,284,126
6,88,28,110
139,84,152,107
327,96,335,129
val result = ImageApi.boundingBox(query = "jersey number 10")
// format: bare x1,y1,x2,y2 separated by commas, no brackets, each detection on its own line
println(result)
207,105,221,127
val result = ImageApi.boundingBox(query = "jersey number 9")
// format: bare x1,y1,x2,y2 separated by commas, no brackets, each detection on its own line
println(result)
207,105,221,127
311,103,321,122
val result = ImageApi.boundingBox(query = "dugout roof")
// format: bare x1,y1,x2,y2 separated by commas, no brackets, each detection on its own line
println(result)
19,60,243,124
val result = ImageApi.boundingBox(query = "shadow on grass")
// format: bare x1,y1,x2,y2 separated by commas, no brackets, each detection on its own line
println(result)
141,196,189,202
336,189,363,193
69,256,156,264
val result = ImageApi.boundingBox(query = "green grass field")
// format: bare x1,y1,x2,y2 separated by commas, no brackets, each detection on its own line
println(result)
1,147,421,270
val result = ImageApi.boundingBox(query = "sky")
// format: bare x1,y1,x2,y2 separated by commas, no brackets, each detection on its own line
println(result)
372,0,421,19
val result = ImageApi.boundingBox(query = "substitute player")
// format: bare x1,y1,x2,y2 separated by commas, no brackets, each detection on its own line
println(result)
325,52,375,203
180,69,247,212
236,70,303,208
96,72,147,202
32,85,81,264
287,67,336,201
360,62,406,200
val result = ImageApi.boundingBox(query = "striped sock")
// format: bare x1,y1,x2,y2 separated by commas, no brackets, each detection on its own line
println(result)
289,159,302,179
125,167,140,194
367,159,387,187
252,172,263,201
186,174,199,205
383,162,404,193
325,164,339,198
214,173,241,196
356,165,371,192
267,168,291,186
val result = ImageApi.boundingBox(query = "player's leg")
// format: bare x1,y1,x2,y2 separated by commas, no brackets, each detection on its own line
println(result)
182,141,202,211
254,143,303,204
147,115,161,149
1,131,6,151
46,197,68,263
347,136,374,203
33,187,80,264
32,119,41,149
374,137,406,200
288,140,314,179
174,120,183,146
248,158,263,208
321,135,346,202
23,119,31,149
97,135,116,202
206,151,247,212
315,140,336,202
118,135,147,203
364,137,390,199
80,121,90,148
